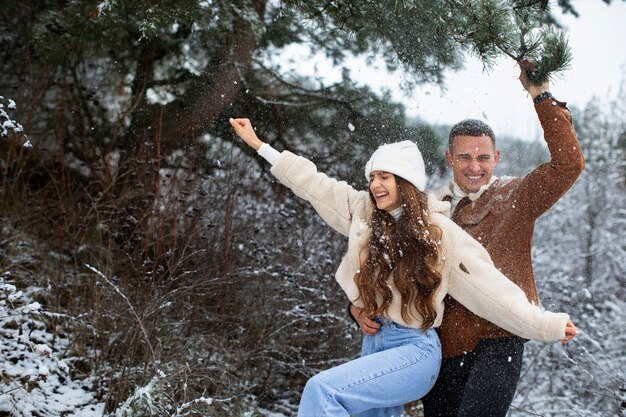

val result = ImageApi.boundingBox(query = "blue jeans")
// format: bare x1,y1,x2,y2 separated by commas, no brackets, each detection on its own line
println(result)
298,318,441,417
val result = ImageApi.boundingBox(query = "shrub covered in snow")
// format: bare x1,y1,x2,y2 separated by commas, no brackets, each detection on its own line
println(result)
0,271,104,416
0,96,30,148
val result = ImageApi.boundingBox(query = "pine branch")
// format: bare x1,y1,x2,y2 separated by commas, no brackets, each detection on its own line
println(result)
508,2,572,84
521,28,572,85
451,0,573,86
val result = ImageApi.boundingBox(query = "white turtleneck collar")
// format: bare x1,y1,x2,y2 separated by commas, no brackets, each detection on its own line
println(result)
389,206,403,220
449,176,498,213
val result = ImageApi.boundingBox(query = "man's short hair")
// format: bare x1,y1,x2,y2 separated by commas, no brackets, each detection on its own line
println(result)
448,119,496,150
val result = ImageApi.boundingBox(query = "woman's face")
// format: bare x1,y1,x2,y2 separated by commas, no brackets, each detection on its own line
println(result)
369,171,401,212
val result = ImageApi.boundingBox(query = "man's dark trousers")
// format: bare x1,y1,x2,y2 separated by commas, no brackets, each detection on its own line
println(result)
421,336,525,417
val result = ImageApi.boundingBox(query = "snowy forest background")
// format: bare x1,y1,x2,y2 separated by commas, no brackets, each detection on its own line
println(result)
1,1,624,416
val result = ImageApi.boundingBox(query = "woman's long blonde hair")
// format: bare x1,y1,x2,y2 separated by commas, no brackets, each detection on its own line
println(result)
354,176,442,328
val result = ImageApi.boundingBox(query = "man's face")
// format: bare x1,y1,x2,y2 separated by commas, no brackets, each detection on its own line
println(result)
445,135,500,194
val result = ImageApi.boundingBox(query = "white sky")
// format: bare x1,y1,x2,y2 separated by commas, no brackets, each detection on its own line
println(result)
283,0,626,141
377,0,626,140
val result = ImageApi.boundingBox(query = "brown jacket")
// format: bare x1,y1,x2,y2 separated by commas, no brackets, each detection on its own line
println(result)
436,98,585,359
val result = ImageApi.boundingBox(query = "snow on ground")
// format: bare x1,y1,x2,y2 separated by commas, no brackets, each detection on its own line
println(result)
0,272,105,417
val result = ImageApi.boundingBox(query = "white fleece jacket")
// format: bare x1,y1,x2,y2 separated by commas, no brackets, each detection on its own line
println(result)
266,149,568,342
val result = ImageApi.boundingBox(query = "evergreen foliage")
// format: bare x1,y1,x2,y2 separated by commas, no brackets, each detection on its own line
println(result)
438,0,573,85
0,0,575,175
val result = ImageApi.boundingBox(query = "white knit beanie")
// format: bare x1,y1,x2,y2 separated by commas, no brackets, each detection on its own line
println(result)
364,140,427,192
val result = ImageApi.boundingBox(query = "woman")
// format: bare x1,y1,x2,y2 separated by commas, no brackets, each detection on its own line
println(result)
229,118,576,417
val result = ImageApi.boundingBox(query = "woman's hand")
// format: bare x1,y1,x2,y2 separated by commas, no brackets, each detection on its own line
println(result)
561,319,577,344
350,304,381,336
229,118,263,151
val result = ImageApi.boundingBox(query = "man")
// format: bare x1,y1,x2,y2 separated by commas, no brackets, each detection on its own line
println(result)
350,63,585,416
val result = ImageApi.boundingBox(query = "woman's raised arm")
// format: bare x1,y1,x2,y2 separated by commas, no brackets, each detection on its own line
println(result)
229,118,263,151
229,117,370,237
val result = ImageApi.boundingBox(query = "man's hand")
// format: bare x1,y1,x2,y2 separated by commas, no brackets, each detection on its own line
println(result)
350,304,381,336
229,118,263,150
518,60,550,100
561,319,577,344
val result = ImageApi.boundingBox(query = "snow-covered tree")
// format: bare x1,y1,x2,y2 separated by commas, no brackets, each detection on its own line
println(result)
511,85,626,416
